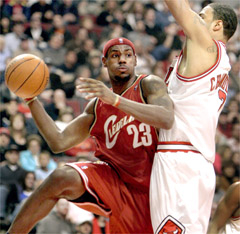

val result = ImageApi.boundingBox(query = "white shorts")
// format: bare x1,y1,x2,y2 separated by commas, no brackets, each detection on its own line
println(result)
150,151,216,234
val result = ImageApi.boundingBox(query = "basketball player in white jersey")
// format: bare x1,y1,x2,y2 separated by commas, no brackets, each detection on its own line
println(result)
208,181,240,234
149,1,238,233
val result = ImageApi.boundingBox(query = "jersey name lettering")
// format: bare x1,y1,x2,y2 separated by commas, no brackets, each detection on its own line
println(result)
210,73,229,92
210,73,229,111
104,115,135,149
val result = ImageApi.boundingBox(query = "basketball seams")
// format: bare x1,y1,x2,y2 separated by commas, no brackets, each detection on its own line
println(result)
5,58,35,85
14,60,41,93
31,61,49,96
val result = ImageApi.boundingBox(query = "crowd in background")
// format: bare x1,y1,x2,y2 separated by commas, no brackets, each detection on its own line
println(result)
0,0,239,233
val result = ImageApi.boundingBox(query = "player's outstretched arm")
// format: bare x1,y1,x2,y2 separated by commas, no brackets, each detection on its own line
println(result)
207,181,240,233
164,0,212,43
27,98,94,153
77,75,174,130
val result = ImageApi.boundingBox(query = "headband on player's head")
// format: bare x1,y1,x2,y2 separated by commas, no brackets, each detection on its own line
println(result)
103,38,136,57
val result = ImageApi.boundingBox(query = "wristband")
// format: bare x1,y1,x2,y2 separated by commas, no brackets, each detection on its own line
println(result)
113,95,121,107
25,97,37,105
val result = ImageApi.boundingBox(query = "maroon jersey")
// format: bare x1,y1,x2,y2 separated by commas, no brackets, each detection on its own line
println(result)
90,75,158,191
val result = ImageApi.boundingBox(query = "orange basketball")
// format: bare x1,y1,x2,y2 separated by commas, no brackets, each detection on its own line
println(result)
5,54,49,99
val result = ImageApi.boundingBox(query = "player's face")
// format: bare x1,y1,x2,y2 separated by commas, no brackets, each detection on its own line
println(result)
102,45,137,82
199,6,215,31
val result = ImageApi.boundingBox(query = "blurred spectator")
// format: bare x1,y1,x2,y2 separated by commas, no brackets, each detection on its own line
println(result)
0,35,11,82
0,98,19,128
73,65,92,106
144,8,163,45
96,0,118,26
155,2,174,29
226,122,240,153
19,171,36,201
3,0,30,22
112,9,132,32
0,16,12,35
220,160,238,191
56,50,78,98
30,0,54,23
0,128,13,162
55,107,74,126
0,144,26,221
88,49,102,79
24,13,49,49
123,1,145,30
9,112,27,151
4,21,26,56
80,16,99,46
218,110,232,138
20,134,57,171
35,150,54,186
92,214,110,234
56,0,78,25
228,61,240,97
107,23,125,40
217,144,233,164
45,89,69,121
127,20,156,51
77,38,95,66
42,33,66,67
48,14,73,45
151,22,182,61
133,39,156,75
36,198,76,234
100,17,125,40
13,34,43,58
9,171,36,230
77,0,102,17
226,98,239,125
65,27,89,51
43,56,63,91
76,220,93,234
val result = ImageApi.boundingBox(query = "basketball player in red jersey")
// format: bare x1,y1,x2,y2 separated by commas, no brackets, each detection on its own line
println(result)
7,38,174,234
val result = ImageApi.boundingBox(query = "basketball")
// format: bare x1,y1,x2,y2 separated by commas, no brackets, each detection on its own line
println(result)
5,54,49,99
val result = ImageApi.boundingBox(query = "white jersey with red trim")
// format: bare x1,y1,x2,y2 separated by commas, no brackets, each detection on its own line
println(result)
219,216,240,234
161,40,230,163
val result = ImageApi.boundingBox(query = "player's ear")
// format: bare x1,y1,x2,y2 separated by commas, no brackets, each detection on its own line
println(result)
213,20,223,32
102,56,107,67
134,55,137,66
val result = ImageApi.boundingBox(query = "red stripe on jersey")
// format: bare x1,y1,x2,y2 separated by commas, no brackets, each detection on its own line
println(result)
157,149,200,153
158,141,193,146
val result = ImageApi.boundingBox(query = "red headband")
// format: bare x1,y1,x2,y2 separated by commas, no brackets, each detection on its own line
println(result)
103,37,135,57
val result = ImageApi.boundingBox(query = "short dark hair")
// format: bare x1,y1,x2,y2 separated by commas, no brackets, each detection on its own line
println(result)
209,3,238,40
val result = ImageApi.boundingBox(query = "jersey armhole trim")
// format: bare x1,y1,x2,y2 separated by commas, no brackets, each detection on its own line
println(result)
176,39,221,82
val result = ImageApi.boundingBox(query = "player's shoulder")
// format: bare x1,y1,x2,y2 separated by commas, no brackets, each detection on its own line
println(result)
141,74,167,94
